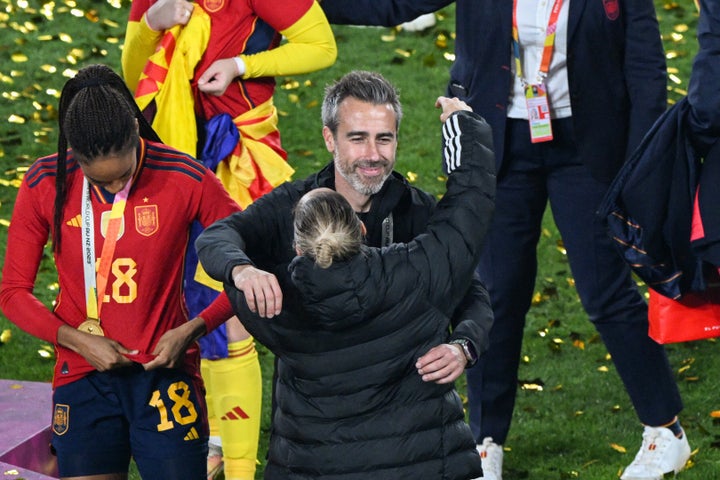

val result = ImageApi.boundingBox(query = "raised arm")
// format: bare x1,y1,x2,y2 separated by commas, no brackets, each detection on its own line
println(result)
197,1,337,96
415,97,495,305
409,98,495,383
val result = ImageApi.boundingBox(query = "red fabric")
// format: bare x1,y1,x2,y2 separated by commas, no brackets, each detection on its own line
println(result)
129,0,313,120
0,140,239,387
648,288,720,343
690,186,704,242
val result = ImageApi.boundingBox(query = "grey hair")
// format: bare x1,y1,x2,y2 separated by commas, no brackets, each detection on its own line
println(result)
293,189,364,269
321,70,403,135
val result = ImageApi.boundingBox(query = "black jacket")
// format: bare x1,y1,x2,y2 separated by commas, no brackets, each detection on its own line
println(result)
211,111,495,479
197,138,493,356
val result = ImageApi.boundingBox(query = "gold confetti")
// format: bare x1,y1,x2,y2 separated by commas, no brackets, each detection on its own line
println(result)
0,329,11,344
597,366,609,372
610,443,627,453
710,410,720,418
443,52,456,62
8,114,26,124
11,52,29,63
38,349,52,359
519,378,544,391
406,171,418,183
281,79,301,90
435,33,448,49
531,292,543,305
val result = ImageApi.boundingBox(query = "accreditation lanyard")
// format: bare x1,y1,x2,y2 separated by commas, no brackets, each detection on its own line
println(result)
512,0,563,143
80,176,132,334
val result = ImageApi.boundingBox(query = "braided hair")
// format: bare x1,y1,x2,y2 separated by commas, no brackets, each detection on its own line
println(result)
53,64,160,253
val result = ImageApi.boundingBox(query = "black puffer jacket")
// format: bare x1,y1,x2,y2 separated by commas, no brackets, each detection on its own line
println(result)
224,111,496,479
197,135,494,359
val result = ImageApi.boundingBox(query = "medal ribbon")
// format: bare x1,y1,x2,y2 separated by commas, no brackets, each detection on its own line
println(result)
512,0,564,86
81,176,132,321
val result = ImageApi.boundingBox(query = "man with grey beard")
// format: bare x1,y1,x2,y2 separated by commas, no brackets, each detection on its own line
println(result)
196,70,493,405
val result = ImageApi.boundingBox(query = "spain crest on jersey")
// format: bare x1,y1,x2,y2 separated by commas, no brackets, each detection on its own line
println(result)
52,404,69,435
203,0,224,13
135,205,159,237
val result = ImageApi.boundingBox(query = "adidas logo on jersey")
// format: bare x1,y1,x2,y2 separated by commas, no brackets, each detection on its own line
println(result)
66,214,82,227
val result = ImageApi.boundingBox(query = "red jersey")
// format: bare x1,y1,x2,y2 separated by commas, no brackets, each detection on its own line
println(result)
127,0,313,120
0,140,239,387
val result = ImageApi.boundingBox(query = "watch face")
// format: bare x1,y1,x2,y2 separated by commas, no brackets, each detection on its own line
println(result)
451,339,475,363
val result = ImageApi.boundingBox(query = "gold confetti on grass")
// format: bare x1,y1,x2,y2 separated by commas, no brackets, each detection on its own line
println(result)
610,443,627,454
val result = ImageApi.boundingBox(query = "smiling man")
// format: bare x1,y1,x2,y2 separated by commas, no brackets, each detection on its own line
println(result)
195,70,494,437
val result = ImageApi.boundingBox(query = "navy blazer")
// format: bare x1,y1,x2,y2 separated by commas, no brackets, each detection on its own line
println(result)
322,0,667,183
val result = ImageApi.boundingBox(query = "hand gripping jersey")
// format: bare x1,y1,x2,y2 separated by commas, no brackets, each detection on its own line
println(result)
0,140,239,387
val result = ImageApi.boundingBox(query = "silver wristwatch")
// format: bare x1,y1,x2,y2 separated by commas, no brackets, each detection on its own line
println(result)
449,338,477,367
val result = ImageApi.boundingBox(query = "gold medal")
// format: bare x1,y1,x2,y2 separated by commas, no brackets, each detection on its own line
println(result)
77,318,105,336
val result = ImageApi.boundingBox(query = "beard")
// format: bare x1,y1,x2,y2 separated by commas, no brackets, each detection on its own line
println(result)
334,157,393,197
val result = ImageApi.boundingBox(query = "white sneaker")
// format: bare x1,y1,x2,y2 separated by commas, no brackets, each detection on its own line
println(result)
474,437,503,480
621,426,691,479
399,13,436,32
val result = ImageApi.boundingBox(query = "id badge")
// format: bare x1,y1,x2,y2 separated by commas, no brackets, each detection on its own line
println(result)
525,83,553,143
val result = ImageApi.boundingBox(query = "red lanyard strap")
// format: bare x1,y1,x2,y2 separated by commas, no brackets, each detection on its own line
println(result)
512,0,564,84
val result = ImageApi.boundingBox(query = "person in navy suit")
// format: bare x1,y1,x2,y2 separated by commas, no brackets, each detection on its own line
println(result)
320,1,691,479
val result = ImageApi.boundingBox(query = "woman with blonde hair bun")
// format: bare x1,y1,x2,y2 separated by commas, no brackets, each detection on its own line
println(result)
292,187,365,269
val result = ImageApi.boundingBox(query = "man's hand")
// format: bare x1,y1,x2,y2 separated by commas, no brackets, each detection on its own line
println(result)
416,343,467,384
435,96,472,123
231,265,283,318
145,0,194,31
197,59,243,96
57,325,137,371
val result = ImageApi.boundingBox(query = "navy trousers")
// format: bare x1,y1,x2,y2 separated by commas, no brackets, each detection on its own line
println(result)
466,118,683,444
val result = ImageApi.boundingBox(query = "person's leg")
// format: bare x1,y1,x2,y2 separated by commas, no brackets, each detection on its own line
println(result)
51,373,132,479
202,358,224,479
546,126,682,426
209,322,262,480
126,367,208,479
546,119,688,479
468,119,549,446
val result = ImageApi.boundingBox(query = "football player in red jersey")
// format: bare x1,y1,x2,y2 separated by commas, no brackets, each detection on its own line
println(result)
0,64,239,480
